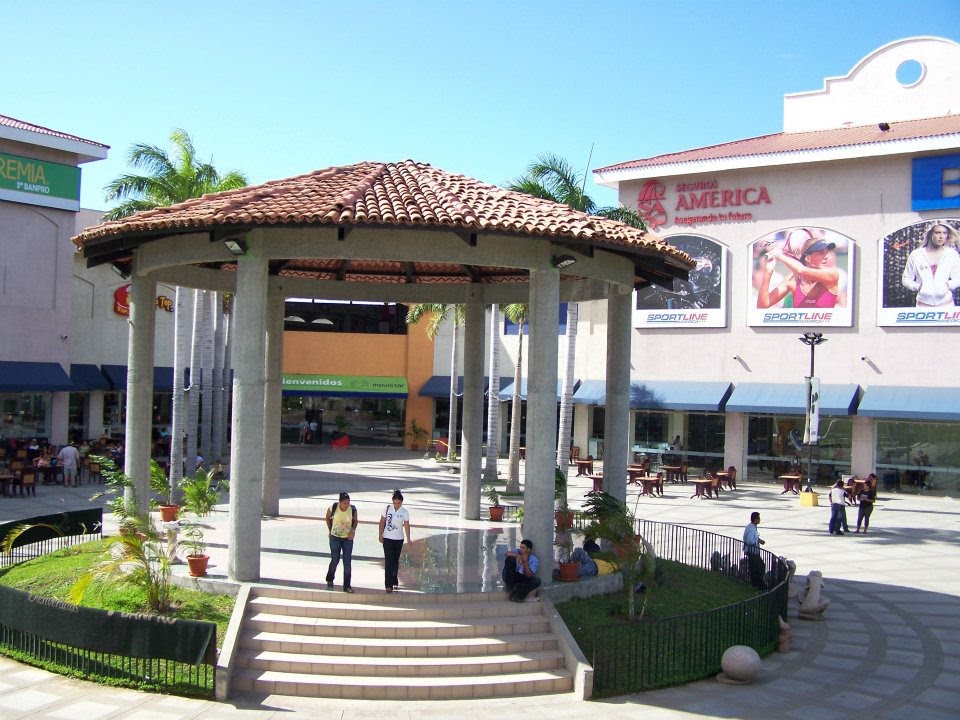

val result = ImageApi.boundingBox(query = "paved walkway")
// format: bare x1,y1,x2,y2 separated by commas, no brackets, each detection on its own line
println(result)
1,446,958,718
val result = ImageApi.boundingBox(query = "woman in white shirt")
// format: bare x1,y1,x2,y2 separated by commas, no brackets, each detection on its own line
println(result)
378,489,411,593
901,221,960,307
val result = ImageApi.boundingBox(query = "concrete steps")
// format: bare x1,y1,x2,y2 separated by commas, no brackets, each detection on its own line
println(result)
228,586,576,700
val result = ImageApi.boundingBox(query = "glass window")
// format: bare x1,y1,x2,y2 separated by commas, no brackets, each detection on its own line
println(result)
0,394,48,439
745,414,852,485
875,420,960,494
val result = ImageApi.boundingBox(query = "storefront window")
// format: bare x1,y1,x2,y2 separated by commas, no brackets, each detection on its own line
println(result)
746,414,852,484
1,394,48,439
875,420,960,494
632,411,725,474
281,395,405,445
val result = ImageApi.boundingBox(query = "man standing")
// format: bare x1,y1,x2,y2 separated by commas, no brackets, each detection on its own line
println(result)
828,480,848,535
325,491,358,592
56,442,81,487
743,511,766,589
502,539,541,602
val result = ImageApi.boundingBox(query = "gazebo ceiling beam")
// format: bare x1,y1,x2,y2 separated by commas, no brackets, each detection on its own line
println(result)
453,229,478,247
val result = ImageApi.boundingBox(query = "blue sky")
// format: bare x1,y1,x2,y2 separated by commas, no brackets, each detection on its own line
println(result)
5,0,958,211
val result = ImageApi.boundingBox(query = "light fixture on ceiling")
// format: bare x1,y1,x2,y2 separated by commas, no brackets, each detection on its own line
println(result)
552,254,577,270
878,122,890,131
223,238,247,256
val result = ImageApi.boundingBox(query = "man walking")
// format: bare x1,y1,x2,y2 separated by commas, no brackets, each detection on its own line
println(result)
56,441,81,487
743,511,766,589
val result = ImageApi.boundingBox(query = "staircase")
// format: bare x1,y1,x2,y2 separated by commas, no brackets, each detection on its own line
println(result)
226,585,577,700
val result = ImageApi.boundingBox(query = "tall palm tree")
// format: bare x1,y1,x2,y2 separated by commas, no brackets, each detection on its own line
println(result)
104,129,247,495
482,304,501,483
509,153,646,493
502,303,527,494
406,303,464,462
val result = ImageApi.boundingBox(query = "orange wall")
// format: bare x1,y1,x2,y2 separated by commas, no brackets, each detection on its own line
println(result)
282,329,436,446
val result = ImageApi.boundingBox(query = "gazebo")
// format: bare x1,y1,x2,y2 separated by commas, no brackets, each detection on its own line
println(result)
73,160,692,582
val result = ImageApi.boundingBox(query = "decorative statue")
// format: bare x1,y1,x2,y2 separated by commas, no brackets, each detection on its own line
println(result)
777,615,793,653
797,570,830,620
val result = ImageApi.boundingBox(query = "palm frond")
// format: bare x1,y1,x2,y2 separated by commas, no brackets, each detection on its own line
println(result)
596,205,647,230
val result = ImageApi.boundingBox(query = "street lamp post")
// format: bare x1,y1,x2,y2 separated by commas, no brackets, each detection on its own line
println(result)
799,332,827,492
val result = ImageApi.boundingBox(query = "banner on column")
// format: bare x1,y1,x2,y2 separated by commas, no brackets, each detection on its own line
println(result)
803,377,821,445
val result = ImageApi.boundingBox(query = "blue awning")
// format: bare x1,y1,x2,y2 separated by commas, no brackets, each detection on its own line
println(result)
858,386,960,421
725,382,860,416
0,361,74,392
102,365,185,392
573,379,732,412
69,364,110,390
418,376,512,398
498,379,575,401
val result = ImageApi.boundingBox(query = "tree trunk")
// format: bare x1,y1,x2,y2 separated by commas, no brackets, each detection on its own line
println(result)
220,305,232,454
186,289,202,477
447,320,459,461
199,290,215,465
556,302,578,498
211,292,225,463
483,304,500,482
506,320,524,493
169,286,189,500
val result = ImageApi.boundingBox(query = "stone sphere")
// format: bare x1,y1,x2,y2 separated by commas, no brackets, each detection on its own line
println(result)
720,645,761,682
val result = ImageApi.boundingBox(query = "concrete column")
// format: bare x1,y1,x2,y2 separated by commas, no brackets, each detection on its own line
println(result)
460,297,484,519
852,415,875,475
262,294,284,517
228,250,268,582
124,267,157,518
604,286,631,503
724,412,747,479
85,390,105,440
526,267,559,569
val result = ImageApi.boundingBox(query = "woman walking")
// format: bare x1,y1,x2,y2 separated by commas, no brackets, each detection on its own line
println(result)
856,475,878,533
379,489,411,592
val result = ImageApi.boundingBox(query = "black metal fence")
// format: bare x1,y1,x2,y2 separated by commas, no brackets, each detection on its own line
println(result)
589,519,789,697
0,509,215,696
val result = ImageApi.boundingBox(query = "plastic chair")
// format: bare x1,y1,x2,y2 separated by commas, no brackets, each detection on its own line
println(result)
569,446,580,465
20,469,37,496
726,466,737,490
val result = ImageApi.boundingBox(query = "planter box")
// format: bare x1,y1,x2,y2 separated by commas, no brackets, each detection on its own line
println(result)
799,491,819,507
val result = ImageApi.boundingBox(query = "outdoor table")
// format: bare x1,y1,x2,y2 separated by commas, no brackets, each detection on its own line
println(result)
627,465,647,485
662,465,682,483
575,458,594,476
780,474,802,494
690,477,715,499
641,475,663,497
716,470,734,490
587,473,604,492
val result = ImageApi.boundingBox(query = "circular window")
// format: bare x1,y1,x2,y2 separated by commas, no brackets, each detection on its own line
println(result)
895,59,924,87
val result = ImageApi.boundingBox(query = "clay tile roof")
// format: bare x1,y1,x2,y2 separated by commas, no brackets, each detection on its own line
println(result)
73,160,691,267
596,114,960,173
0,113,109,149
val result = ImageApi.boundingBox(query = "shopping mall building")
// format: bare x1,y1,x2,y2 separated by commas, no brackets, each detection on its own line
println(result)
591,36,960,492
3,36,959,494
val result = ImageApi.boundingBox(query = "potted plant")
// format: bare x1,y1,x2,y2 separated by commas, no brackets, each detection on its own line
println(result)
179,468,220,517
334,414,349,433
406,418,429,451
554,533,579,582
180,524,209,577
151,461,180,521
483,480,504,521
554,467,574,531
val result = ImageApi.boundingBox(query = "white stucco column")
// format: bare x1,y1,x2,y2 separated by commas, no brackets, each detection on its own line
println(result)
604,285,631,503
527,267,559,567
262,294,284,517
460,297,484,519
85,390,105,440
724,412,747,479
229,250,268,582
124,267,157,517
851,415,875,475
50,392,69,446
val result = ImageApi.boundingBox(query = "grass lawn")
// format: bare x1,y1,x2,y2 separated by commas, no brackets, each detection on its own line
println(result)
0,539,235,646
556,559,758,659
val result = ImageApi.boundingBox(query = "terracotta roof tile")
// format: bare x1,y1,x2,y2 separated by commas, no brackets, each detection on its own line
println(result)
597,114,960,172
74,160,689,266
0,113,109,149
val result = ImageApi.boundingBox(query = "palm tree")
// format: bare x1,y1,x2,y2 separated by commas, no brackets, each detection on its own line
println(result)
502,303,527,494
509,153,646,494
406,304,464,462
482,304,501,483
104,129,248,498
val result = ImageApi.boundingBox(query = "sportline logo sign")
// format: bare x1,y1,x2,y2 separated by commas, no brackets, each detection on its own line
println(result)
282,374,409,396
636,178,772,230
0,151,81,211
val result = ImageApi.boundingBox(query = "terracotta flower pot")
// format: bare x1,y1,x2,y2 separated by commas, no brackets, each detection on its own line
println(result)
159,504,180,522
557,561,580,582
488,505,505,522
187,554,209,577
